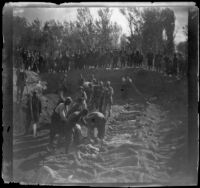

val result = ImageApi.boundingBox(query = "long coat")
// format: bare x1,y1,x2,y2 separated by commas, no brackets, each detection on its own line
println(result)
31,94,42,123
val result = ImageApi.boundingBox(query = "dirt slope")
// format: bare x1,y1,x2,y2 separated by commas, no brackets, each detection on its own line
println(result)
13,68,189,185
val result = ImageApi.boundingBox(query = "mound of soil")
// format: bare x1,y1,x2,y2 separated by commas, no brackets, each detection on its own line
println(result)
12,68,189,185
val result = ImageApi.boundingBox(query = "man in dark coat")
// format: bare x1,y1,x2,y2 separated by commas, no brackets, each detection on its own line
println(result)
146,51,154,70
22,93,32,135
31,91,42,137
16,68,27,103
90,82,102,111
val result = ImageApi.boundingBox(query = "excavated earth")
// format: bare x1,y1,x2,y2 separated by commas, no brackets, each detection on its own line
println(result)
12,68,189,185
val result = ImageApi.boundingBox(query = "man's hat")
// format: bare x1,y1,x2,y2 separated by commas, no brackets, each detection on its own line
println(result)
32,91,37,95
80,109,88,116
65,97,72,105
106,81,111,86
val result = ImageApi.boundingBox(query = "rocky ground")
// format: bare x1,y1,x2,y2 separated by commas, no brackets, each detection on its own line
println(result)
12,68,190,185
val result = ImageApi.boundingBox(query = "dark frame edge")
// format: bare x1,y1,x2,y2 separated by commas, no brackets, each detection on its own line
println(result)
2,4,14,183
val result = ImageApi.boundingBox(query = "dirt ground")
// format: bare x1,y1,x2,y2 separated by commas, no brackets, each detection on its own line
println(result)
12,68,190,185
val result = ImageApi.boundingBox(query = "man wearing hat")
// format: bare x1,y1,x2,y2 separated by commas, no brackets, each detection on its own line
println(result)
75,86,87,109
66,97,86,118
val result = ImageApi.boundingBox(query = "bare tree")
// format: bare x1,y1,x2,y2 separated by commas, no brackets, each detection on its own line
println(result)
120,7,143,51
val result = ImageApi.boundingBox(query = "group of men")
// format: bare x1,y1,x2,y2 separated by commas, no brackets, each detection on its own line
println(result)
20,71,114,154
15,47,46,73
47,73,115,153
147,51,187,76
15,47,144,72
58,73,114,118
16,46,187,78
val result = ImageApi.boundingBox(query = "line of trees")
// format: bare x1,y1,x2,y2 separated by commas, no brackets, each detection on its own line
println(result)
13,8,122,58
120,7,178,56
13,7,187,59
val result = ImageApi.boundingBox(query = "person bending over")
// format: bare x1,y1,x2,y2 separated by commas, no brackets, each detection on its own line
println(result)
85,111,106,145
48,97,72,150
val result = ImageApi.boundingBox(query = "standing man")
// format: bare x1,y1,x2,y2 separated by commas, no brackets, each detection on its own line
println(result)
31,91,42,137
131,50,135,67
98,81,106,113
135,50,140,67
90,82,101,111
120,49,126,68
64,51,70,72
22,93,32,135
75,86,88,109
38,53,45,73
16,68,27,103
146,50,154,70
164,56,171,75
111,50,117,69
103,81,114,117
58,73,70,103
78,74,85,86
154,51,162,72
87,83,94,104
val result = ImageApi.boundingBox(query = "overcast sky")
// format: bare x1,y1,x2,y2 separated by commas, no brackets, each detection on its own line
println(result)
13,5,189,44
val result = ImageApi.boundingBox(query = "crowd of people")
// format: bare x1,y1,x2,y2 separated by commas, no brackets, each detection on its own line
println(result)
15,44,188,154
15,47,187,77
19,71,114,154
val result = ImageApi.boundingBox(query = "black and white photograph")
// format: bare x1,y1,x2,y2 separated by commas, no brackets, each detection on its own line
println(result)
2,2,199,186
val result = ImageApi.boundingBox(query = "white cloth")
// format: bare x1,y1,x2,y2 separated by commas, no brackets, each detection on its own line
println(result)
55,103,67,121
75,124,81,131
55,102,73,121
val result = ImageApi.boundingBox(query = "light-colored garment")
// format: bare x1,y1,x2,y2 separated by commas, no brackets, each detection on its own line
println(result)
55,103,68,121
122,77,126,82
82,100,87,110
